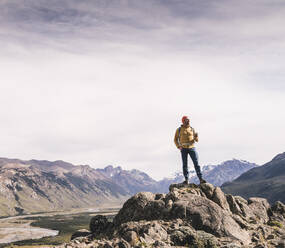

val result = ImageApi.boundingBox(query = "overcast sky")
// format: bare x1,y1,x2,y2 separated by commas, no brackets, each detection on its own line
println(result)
0,0,284,180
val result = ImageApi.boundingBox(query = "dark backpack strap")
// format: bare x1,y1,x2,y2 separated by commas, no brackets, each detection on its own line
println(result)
177,127,181,146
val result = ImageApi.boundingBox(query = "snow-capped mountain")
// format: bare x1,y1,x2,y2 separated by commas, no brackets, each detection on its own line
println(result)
157,159,258,192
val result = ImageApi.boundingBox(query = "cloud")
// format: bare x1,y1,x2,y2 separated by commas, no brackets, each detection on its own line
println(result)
0,0,285,179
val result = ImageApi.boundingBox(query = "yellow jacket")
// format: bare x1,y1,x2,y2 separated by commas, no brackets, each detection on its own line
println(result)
174,125,198,149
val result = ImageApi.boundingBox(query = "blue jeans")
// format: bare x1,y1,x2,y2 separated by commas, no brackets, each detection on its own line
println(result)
181,147,202,180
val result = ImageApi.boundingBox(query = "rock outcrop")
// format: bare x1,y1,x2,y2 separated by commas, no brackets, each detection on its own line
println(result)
58,183,285,248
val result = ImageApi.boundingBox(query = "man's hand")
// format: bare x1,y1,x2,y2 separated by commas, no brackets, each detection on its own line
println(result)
194,132,199,142
178,146,182,150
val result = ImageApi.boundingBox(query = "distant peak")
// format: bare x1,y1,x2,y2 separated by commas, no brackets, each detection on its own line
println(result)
104,165,122,171
272,152,285,162
222,158,251,165
54,160,68,164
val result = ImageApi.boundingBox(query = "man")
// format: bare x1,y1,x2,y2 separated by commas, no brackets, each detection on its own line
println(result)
174,116,206,184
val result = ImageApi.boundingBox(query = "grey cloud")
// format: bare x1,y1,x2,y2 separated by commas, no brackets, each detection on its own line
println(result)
1,0,285,61
1,0,284,44
0,0,163,33
1,0,285,179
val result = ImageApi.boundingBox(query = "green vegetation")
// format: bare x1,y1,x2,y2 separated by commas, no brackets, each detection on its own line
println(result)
268,220,283,228
2,211,117,248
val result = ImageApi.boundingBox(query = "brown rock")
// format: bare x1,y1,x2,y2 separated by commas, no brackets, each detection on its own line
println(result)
143,222,168,241
169,225,217,247
165,199,173,209
122,231,138,246
89,215,112,235
116,239,130,248
142,233,155,244
248,197,270,223
171,194,251,244
200,182,215,199
71,229,91,240
144,199,166,220
59,182,285,248
267,234,274,239
113,192,155,225
212,186,230,211
153,240,169,247
271,201,285,217
169,182,199,192
103,241,113,248
171,201,187,219
231,215,250,230
277,240,285,248
164,189,180,202
155,193,165,200
226,194,243,216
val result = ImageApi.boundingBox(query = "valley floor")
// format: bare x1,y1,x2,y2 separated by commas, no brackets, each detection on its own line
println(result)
0,207,120,247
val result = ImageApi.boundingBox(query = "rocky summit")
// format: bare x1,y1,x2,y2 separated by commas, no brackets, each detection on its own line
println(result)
57,183,285,248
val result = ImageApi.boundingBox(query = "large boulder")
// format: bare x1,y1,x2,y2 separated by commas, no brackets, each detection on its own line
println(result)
113,192,157,225
170,194,250,244
170,226,217,247
271,201,285,217
89,215,112,236
212,186,230,211
248,197,270,224
200,183,215,199
57,182,285,248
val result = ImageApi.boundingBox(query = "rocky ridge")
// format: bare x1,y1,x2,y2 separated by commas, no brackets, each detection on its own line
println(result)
200,159,257,186
58,183,285,248
222,152,285,204
0,160,129,216
96,165,158,195
0,158,158,216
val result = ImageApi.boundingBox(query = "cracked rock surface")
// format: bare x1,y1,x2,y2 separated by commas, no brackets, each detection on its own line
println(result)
56,183,285,248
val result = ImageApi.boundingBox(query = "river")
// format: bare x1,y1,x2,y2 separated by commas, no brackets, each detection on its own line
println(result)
0,207,120,245
0,213,59,244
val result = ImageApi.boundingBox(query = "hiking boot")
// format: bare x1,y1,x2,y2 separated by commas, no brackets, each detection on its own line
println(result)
182,179,189,185
199,178,207,184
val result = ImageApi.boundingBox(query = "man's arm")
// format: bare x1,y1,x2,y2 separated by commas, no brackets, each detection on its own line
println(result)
193,128,199,142
174,129,181,149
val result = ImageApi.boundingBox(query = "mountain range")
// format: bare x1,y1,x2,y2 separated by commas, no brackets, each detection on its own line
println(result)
157,158,257,192
222,152,285,204
0,158,130,216
0,156,259,216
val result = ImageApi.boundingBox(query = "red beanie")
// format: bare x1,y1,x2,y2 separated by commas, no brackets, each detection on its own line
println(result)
182,116,189,123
